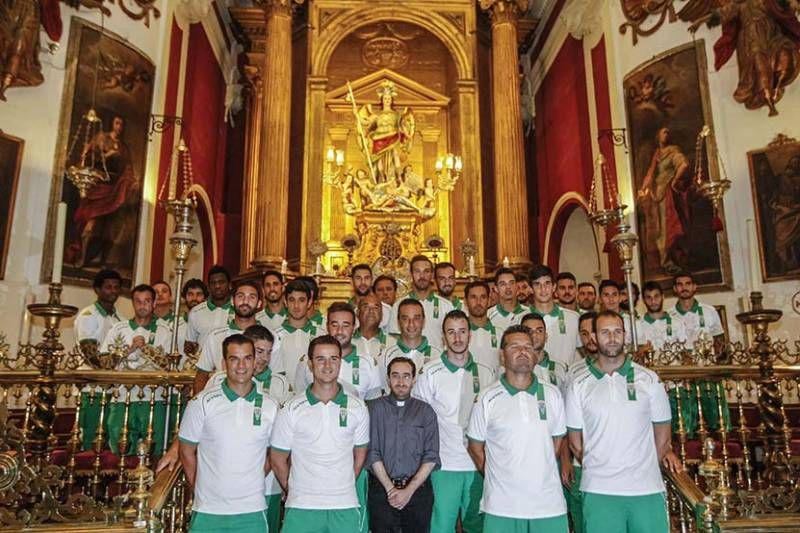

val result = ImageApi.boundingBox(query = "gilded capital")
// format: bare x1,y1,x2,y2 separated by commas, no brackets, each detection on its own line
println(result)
257,0,304,17
479,0,528,24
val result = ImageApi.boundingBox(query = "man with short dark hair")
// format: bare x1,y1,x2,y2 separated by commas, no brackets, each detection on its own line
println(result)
255,270,287,333
638,281,687,350
577,282,597,313
101,284,174,455
381,299,442,378
389,255,454,349
597,280,621,312
620,282,640,317
520,313,567,392
464,281,503,373
529,265,581,367
556,272,578,311
487,267,530,331
353,293,388,363
467,325,568,532
413,310,496,533
567,311,680,533
435,262,462,310
181,278,208,311
271,280,325,387
179,334,278,533
271,335,370,533
576,311,598,364
194,280,263,393
349,264,392,331
373,275,398,306
367,357,440,532
75,269,124,450
669,272,724,348
187,265,233,347
515,273,533,305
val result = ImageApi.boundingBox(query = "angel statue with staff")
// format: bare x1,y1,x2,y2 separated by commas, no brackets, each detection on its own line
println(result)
355,80,416,184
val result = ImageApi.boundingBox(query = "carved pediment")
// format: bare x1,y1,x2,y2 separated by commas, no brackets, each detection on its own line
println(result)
326,68,450,114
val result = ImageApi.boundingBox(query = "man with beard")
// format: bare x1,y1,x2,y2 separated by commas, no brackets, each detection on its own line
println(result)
435,262,462,310
465,281,503,373
555,272,578,311
381,299,442,379
669,272,724,349
620,282,641,317
373,275,398,306
529,265,580,368
255,270,287,333
187,266,233,347
270,336,370,533
295,302,382,400
101,284,174,455
389,255,454,349
182,278,208,311
367,357,440,532
271,280,325,386
566,311,680,533
637,281,688,351
194,280,263,393
575,312,598,364
353,293,389,363
597,280,633,345
487,268,530,331
467,325,568,533
413,310,496,533
349,264,392,331
520,313,567,393
577,283,597,313
515,273,533,305
75,269,124,450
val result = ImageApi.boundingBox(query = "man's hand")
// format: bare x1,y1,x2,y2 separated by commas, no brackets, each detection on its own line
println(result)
661,450,683,473
388,487,414,510
129,335,145,354
560,458,574,488
156,447,179,473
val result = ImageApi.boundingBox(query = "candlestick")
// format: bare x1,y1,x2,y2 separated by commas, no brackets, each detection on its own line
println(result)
468,256,476,277
20,290,34,345
281,259,288,275
52,202,67,284
746,219,761,292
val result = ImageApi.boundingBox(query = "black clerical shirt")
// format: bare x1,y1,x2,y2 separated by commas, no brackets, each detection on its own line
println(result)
366,394,440,480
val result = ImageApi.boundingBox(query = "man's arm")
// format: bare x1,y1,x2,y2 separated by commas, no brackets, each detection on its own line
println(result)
654,422,682,472
353,446,368,479
178,442,198,489
558,438,574,487
467,440,486,475
568,430,583,462
269,449,291,493
370,460,397,495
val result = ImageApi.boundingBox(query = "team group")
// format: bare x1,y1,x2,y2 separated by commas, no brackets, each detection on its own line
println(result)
74,257,724,532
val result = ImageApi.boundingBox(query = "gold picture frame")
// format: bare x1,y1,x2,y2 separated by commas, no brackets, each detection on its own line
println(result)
0,130,24,279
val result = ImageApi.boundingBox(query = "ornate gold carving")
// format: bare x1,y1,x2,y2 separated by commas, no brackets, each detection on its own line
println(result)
769,133,799,147
618,0,678,45
479,0,528,24
362,37,410,69
65,0,161,26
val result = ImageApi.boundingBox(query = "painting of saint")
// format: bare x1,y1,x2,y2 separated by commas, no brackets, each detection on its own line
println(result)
45,18,154,288
623,41,732,291
748,135,800,281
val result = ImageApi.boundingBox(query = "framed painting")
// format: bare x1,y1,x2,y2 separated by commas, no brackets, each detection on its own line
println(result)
0,131,24,279
43,17,155,288
747,134,800,282
623,40,732,293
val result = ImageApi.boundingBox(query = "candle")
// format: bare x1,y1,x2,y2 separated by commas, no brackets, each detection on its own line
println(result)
315,256,322,275
52,202,67,284
468,256,476,277
326,147,335,163
335,150,345,167
435,159,443,172
746,219,761,292
454,157,463,172
19,291,33,345
502,256,510,268
281,259,288,275
445,154,454,169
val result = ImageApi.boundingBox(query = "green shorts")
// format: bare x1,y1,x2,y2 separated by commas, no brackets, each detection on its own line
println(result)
484,513,568,532
355,469,368,533
563,465,583,533
189,509,268,532
430,469,483,533
582,492,668,533
266,493,282,533
281,508,360,533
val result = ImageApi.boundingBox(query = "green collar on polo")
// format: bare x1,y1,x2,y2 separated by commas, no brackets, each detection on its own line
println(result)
306,384,347,406
441,352,477,373
495,302,527,317
281,318,316,334
207,299,233,312
265,306,288,319
128,317,158,333
643,312,667,324
397,336,429,354
674,300,701,316
469,320,494,332
587,356,633,379
95,301,118,318
343,345,359,364
221,379,259,402
500,372,538,396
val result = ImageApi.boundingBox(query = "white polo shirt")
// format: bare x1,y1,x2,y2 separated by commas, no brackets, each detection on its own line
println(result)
271,385,369,509
379,336,442,378
255,306,288,335
531,304,580,367
534,352,568,395
186,300,233,345
637,313,688,351
179,379,277,515
669,300,724,345
566,358,672,496
352,329,388,363
156,311,188,357
467,375,567,519
388,292,454,349
468,320,503,373
76,301,123,344
196,323,245,373
293,346,382,400
413,354,497,471
100,318,173,401
488,302,531,331
270,320,325,387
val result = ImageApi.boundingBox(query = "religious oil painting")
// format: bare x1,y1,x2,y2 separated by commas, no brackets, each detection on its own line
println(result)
747,134,800,282
623,40,731,292
43,18,154,288
0,131,24,279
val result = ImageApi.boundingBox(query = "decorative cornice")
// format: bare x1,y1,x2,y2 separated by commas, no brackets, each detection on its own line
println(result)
479,0,528,24
63,0,161,27
256,0,305,17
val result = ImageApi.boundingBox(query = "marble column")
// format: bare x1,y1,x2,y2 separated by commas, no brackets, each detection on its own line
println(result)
251,0,303,269
481,0,530,267
241,63,264,268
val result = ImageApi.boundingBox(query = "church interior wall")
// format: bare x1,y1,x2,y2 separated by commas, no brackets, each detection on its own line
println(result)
529,0,800,342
